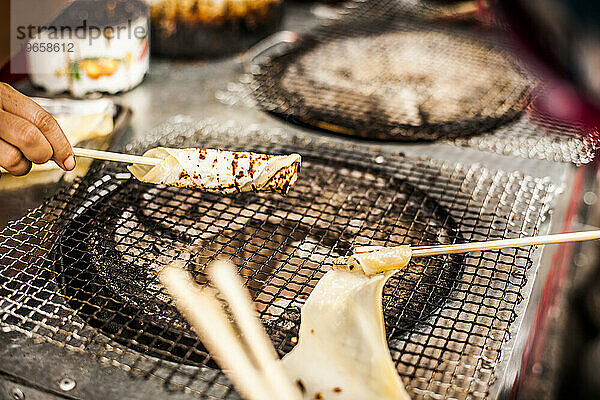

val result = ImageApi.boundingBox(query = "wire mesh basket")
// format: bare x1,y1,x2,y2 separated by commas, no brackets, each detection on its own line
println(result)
250,20,531,141
233,0,599,164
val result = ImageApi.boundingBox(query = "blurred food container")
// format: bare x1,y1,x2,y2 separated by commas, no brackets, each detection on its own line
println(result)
27,0,150,98
148,0,284,58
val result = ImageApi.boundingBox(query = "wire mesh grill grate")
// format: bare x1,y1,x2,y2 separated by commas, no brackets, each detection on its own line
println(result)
450,103,600,164
247,0,532,140
0,119,558,399
233,0,599,164
250,26,531,141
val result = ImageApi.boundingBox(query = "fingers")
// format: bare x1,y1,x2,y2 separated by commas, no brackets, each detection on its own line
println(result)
0,110,53,164
0,83,75,170
0,138,32,176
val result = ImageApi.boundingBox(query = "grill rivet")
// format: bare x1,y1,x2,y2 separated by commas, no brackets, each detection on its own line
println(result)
11,388,24,400
59,378,76,392
584,191,597,205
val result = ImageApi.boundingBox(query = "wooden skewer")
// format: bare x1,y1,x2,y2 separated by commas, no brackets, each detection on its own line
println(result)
72,148,161,166
339,231,600,264
158,261,302,400
159,265,272,400
209,263,302,400
411,230,600,257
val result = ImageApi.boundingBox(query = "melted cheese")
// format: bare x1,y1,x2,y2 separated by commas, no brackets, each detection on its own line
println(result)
346,246,412,275
128,147,301,194
282,267,411,400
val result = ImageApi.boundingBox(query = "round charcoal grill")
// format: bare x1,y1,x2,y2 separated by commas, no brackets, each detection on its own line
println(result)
251,27,532,141
52,135,464,370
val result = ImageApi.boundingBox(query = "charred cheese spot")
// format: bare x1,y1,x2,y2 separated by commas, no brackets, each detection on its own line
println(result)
296,379,306,394
178,171,190,180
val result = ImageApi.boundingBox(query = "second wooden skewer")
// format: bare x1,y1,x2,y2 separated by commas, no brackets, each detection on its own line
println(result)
335,230,600,265
410,230,600,257
72,148,161,166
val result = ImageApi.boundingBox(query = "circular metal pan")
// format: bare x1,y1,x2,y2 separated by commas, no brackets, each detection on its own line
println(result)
53,148,464,368
251,27,531,141
150,1,284,59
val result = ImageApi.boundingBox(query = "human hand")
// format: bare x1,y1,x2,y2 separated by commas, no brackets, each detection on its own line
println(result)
0,83,75,176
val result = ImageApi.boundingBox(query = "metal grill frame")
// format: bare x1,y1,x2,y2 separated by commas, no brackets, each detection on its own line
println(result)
0,119,560,399
229,0,599,164
450,104,600,165
249,17,532,142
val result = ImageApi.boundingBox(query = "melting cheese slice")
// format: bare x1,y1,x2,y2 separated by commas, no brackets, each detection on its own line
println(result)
346,246,412,275
282,265,411,400
128,148,301,194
